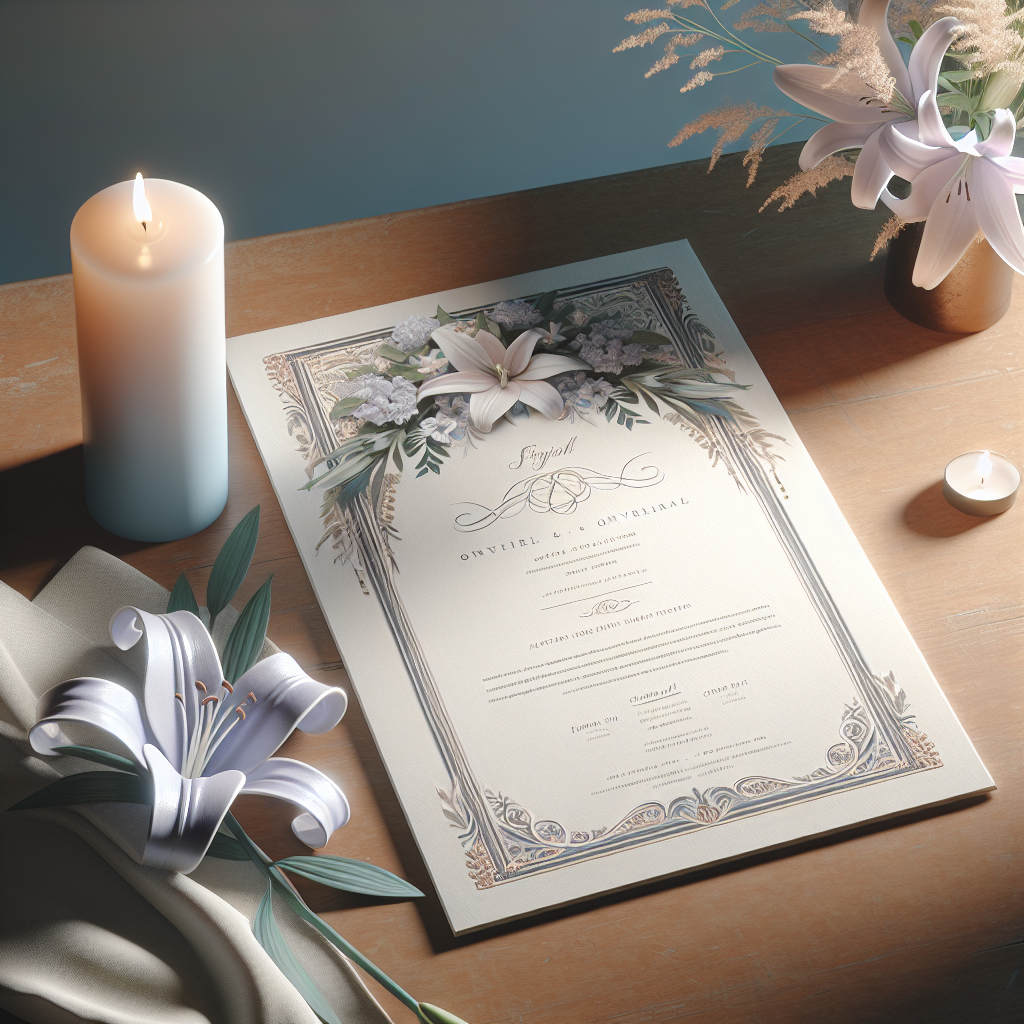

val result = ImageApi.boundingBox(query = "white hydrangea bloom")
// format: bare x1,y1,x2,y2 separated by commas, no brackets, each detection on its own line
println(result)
489,300,543,329
390,315,441,353
333,373,418,425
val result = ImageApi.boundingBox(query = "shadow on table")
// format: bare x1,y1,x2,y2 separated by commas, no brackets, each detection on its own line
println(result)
903,480,993,537
0,446,152,590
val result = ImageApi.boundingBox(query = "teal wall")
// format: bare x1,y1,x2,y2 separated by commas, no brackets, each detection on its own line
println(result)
0,0,815,284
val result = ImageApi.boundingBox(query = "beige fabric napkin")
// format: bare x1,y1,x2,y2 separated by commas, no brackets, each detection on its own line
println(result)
0,547,393,1024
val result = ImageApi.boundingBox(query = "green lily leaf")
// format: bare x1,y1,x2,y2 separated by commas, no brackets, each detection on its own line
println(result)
207,505,260,627
942,69,981,83
274,855,424,897
909,18,924,38
254,880,342,1024
389,365,426,381
222,574,273,683
9,771,151,811
167,573,201,617
52,745,140,773
938,92,974,113
436,305,454,325
419,1003,472,1024
206,831,251,861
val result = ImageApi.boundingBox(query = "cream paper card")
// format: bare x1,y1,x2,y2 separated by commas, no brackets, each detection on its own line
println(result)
227,242,993,934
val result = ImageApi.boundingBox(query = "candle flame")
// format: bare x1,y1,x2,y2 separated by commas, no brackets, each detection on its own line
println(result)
979,449,993,486
133,172,152,226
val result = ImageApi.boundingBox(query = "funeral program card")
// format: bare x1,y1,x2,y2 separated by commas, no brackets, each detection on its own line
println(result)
227,242,993,934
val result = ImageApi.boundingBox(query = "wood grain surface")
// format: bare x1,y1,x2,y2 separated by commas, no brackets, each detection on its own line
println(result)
1,142,1021,1024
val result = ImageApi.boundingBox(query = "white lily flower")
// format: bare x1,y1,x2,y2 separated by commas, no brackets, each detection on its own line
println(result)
773,2,962,209
29,608,350,873
536,321,567,345
409,350,449,377
878,95,1024,289
420,326,586,432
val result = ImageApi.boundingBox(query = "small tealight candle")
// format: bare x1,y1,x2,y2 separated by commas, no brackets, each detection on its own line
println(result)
943,450,1021,516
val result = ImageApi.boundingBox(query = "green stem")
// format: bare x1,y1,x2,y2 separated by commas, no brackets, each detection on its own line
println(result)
667,18,783,65
224,815,427,1023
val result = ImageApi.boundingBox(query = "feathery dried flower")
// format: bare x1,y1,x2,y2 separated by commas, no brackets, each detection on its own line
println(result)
733,0,802,33
670,102,792,174
870,215,907,260
759,155,856,212
646,51,682,76
626,7,673,22
938,0,1024,88
691,45,726,68
614,23,672,50
744,117,780,186
680,70,715,91
792,1,898,102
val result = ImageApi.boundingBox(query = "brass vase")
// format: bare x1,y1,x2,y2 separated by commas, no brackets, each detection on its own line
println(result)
884,221,1014,333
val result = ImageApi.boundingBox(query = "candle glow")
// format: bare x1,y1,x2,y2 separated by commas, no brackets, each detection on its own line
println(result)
133,172,152,226
978,449,993,486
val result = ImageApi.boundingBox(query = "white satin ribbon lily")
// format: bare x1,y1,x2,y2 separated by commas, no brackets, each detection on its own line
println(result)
29,607,350,873
878,95,1024,288
420,325,586,432
773,2,962,209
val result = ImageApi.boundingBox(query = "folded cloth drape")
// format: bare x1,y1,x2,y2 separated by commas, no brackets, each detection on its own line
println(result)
0,546,392,1024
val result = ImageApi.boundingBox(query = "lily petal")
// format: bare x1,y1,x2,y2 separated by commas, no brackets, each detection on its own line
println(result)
144,743,245,873
772,64,904,124
516,380,566,420
976,108,1017,159
430,327,495,375
30,677,148,767
110,607,222,772
850,127,895,209
878,122,954,180
991,155,1024,192
241,757,350,848
913,163,982,289
973,158,1024,275
519,353,590,380
504,329,543,377
204,653,347,777
469,381,522,432
881,153,965,222
908,17,963,103
417,370,498,400
799,121,877,171
468,327,507,369
858,0,914,102
916,90,954,149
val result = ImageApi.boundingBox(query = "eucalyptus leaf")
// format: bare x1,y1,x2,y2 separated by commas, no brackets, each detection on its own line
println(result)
254,881,342,1024
909,18,923,38
374,343,410,362
419,1004,471,1024
274,855,424,897
167,573,201,617
532,289,558,314
330,396,367,420
389,366,426,381
627,330,674,348
207,505,260,626
9,771,151,811
222,574,273,684
206,831,252,861
53,745,140,774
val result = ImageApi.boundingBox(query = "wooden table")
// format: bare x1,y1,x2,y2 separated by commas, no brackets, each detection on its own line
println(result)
2,142,1022,1024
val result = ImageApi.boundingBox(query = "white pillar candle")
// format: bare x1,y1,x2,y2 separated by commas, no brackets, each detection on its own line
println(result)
71,176,228,541
943,450,1021,516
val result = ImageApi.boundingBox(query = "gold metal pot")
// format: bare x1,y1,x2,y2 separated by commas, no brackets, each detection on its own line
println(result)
884,221,1014,333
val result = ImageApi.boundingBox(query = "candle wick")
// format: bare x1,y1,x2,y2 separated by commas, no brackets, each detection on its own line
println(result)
142,221,147,232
